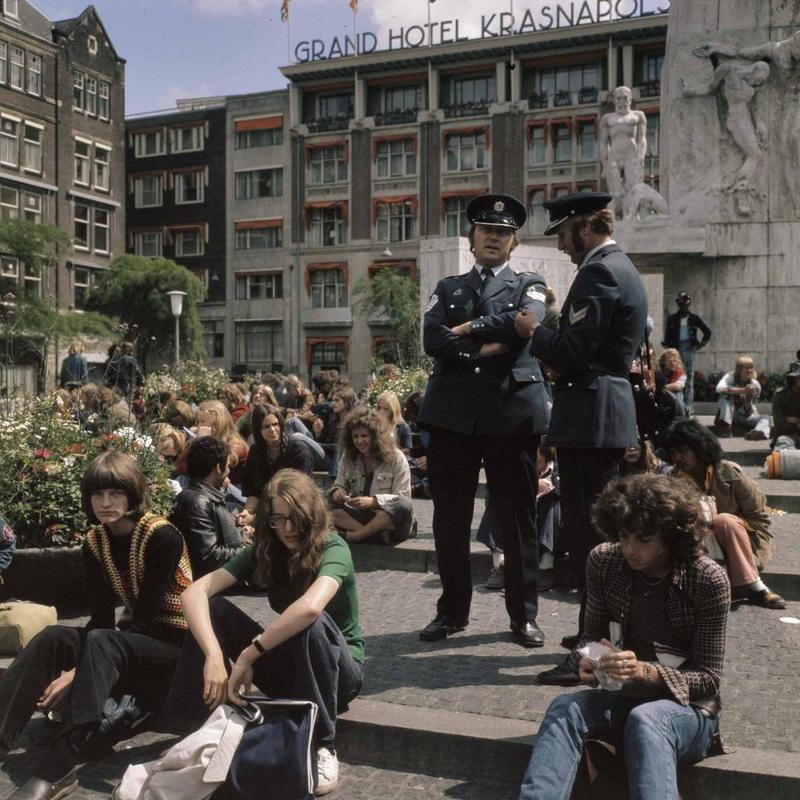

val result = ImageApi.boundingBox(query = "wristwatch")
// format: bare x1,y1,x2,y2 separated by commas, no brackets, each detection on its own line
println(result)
251,634,266,655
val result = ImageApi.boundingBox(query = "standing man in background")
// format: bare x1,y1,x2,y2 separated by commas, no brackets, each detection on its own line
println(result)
515,192,648,684
417,194,551,648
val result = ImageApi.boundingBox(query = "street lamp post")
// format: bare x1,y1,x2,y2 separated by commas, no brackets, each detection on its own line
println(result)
166,290,187,367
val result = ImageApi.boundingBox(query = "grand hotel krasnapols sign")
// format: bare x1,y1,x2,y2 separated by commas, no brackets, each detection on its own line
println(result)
294,0,670,62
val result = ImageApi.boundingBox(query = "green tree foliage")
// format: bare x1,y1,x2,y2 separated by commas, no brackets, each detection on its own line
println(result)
353,269,424,368
86,255,207,368
0,218,71,273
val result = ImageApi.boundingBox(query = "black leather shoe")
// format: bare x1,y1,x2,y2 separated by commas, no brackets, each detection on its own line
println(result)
8,768,77,800
560,633,581,651
538,660,582,687
509,620,545,648
419,614,468,641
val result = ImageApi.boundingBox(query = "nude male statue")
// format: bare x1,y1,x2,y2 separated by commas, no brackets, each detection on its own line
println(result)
598,86,647,216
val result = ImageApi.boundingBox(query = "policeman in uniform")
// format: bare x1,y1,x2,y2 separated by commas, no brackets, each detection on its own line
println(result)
515,191,647,683
417,194,551,647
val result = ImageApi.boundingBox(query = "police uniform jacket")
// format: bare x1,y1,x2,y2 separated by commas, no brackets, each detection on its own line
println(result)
417,264,551,437
530,244,647,449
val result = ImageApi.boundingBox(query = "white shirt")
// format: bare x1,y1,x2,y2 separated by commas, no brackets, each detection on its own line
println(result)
473,262,508,278
579,239,616,269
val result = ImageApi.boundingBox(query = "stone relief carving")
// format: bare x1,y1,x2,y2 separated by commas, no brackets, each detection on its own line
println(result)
683,53,770,216
598,86,667,220
694,32,800,216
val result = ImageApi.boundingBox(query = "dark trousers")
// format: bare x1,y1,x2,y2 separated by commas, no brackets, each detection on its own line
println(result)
162,598,363,748
427,426,541,625
556,447,622,628
0,625,181,750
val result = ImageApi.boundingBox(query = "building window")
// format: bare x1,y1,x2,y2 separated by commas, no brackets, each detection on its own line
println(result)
73,204,89,249
26,53,41,96
175,228,203,257
175,170,204,204
552,124,571,162
134,130,165,157
449,76,495,107
376,201,415,243
308,146,347,185
22,262,41,297
383,85,422,113
74,139,90,185
22,123,42,173
376,139,416,178
4,0,19,19
528,189,546,235
537,64,600,100
318,93,353,119
202,319,225,359
0,43,6,83
22,191,41,223
646,113,661,157
236,126,282,149
552,185,571,201
134,231,162,257
235,272,283,300
445,131,487,172
528,126,546,165
133,175,162,208
235,320,283,370
234,223,282,250
73,70,84,110
94,145,110,190
235,168,282,199
94,208,109,253
0,186,18,219
309,267,346,308
98,81,110,120
308,207,346,247
73,266,98,310
85,76,97,115
0,117,18,167
644,54,664,84
0,256,17,292
309,340,346,375
9,46,23,90
578,121,597,162
172,125,203,153
443,196,470,237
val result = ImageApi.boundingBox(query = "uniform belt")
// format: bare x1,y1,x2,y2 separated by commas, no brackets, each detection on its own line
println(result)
585,363,629,379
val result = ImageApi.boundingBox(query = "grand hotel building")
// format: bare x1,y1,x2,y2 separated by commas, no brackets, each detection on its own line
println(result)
126,13,666,389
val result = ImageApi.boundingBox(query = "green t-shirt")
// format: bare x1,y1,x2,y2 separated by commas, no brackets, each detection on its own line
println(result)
223,532,364,663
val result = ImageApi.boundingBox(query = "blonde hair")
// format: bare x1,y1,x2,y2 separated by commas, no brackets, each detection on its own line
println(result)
658,348,684,373
734,355,755,382
197,399,247,463
377,390,404,426
68,340,83,355
250,383,278,407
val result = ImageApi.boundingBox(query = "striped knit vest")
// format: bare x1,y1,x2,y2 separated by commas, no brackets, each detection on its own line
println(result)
85,512,192,631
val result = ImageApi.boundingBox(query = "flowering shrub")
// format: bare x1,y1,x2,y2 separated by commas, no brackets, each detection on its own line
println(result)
363,367,430,411
143,360,227,406
0,399,174,548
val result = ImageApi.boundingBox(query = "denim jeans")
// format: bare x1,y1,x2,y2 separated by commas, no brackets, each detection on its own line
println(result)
678,345,695,413
519,690,719,800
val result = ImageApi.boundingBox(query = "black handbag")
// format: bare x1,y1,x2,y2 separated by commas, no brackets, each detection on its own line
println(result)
228,696,319,800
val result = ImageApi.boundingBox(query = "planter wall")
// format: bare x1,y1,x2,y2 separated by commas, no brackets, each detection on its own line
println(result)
0,547,87,611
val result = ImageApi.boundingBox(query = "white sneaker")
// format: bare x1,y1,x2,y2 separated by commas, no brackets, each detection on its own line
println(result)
316,747,339,795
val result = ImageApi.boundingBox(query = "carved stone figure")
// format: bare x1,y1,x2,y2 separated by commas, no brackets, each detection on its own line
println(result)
683,56,770,215
622,182,669,220
696,32,800,215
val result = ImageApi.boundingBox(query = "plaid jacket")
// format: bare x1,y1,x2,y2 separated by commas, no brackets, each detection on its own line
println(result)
576,542,730,706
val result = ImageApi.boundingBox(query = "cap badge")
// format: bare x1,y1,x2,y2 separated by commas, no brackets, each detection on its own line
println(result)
494,201,505,212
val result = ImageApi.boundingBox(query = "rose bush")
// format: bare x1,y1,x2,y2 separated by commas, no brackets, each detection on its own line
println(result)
143,360,227,408
363,367,430,411
0,399,174,548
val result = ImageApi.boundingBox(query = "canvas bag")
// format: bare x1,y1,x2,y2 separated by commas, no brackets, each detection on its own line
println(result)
228,696,319,800
0,601,57,655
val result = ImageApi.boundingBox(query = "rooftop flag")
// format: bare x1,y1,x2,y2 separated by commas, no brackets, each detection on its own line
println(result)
349,0,358,11
281,0,290,22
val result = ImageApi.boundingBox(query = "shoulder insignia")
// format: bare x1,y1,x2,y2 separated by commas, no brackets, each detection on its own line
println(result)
425,293,440,313
568,304,589,325
526,286,546,303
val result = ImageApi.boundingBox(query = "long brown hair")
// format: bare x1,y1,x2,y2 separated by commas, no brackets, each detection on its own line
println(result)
251,469,331,591
197,399,247,463
81,451,151,524
339,405,396,463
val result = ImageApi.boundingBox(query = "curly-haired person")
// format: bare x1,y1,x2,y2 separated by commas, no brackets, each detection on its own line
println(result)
520,473,729,800
330,406,415,545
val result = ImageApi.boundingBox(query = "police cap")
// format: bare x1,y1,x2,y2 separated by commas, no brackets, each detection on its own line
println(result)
542,191,612,236
467,193,527,230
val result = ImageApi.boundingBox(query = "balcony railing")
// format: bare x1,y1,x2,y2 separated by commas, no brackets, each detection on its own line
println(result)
529,92,548,109
578,87,598,104
554,89,572,107
640,79,661,98
374,109,418,126
442,101,491,118
306,114,352,133
528,87,599,109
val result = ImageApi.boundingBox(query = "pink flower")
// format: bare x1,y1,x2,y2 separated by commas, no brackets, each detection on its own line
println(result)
33,448,51,459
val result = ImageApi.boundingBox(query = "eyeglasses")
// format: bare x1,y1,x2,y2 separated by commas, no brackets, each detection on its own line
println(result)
267,513,297,531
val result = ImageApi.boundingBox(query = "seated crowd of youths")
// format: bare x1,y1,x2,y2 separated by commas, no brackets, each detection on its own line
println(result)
1,352,791,799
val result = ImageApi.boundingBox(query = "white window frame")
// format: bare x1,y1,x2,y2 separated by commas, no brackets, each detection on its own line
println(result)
174,228,203,257
22,262,41,297
234,320,284,370
26,53,41,96
235,272,283,300
134,231,162,258
73,266,98,310
4,0,19,19
376,201,415,243
73,203,90,250
308,207,347,247
375,139,416,178
234,167,282,200
1,255,17,279
74,138,91,186
93,144,110,191
72,70,84,110
527,189,547,236
85,75,97,116
133,174,162,208
134,130,165,158
0,43,6,84
0,185,18,220
309,268,347,308
0,115,19,168
443,197,469,237
98,81,110,120
22,121,42,174
235,127,282,149
171,125,203,154
234,224,282,251
308,146,347,185
175,170,204,205
9,46,23,90
444,132,487,172
21,191,41,223
528,126,547,166
93,208,109,254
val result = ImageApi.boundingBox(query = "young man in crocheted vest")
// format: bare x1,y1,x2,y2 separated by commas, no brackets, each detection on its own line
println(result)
0,451,192,800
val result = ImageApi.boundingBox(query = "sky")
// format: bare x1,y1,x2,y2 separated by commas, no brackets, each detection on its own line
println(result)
30,0,669,116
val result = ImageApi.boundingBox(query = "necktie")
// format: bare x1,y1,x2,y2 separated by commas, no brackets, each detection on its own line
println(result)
481,267,493,288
